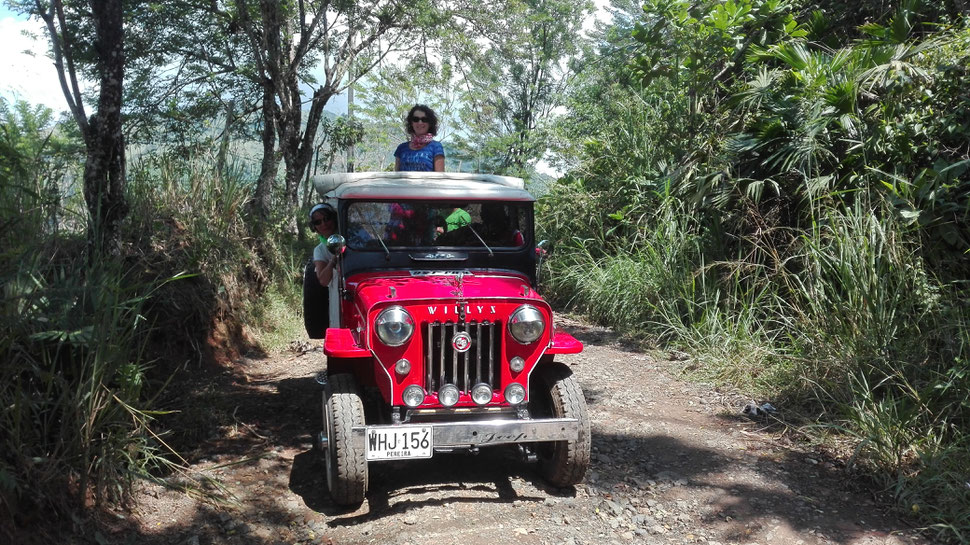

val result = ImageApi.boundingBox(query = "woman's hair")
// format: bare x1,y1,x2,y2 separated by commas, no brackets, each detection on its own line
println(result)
405,104,439,136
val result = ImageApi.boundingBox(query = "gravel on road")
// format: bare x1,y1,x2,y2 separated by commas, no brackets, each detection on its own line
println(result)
123,317,932,545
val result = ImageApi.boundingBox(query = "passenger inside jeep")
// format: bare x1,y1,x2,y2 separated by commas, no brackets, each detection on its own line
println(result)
345,201,528,249
436,205,471,235
433,203,524,247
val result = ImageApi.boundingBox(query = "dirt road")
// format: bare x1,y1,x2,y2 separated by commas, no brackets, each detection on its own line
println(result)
126,318,932,545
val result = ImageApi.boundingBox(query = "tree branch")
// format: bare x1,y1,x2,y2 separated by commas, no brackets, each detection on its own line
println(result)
35,0,88,136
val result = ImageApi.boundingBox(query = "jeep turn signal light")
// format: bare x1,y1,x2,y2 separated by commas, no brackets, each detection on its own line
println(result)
439,384,460,407
471,383,493,405
403,385,425,408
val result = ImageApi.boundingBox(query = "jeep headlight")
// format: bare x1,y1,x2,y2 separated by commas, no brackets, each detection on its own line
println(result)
375,306,414,346
507,305,545,344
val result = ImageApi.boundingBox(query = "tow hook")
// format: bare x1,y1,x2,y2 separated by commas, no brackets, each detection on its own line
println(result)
518,444,537,463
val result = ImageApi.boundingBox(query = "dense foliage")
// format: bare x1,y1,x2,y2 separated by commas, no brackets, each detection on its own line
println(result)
540,0,969,540
0,99,301,539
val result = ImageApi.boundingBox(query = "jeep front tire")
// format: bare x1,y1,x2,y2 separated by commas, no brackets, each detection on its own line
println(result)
323,374,368,506
530,362,591,487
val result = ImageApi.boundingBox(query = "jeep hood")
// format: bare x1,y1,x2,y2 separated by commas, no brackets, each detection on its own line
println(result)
347,271,540,311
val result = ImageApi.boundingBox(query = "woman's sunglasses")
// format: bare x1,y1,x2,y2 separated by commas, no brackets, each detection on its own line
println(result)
311,216,334,226
409,116,429,123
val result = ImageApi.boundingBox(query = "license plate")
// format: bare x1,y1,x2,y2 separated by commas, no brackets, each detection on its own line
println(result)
365,426,433,461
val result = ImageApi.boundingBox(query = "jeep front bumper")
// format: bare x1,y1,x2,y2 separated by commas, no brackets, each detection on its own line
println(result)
318,417,579,455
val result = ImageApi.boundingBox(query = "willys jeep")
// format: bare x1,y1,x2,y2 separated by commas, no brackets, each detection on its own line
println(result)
305,172,590,506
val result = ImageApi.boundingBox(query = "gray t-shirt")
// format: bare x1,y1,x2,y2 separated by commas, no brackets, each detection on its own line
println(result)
313,242,339,328
313,242,333,263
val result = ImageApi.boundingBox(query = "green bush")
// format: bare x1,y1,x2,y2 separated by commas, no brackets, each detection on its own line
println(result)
1,102,307,531
0,235,177,519
543,2,970,540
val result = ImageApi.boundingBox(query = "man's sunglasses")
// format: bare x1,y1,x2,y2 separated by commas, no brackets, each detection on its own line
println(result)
409,116,429,123
311,216,334,226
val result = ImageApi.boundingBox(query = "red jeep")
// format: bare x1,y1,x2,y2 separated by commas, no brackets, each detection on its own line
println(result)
307,172,589,506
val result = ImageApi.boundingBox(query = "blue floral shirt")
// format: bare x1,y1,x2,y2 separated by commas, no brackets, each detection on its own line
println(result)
395,140,444,171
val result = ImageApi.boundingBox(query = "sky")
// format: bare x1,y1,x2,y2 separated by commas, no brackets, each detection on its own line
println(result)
0,11,73,113
0,8,349,116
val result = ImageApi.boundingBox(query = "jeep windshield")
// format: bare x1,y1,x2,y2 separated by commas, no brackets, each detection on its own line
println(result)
345,201,531,251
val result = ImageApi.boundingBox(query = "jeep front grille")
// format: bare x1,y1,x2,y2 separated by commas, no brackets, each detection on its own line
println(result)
424,321,501,393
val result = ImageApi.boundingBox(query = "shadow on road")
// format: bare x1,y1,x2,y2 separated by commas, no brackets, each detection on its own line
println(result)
98,338,918,545
289,445,561,528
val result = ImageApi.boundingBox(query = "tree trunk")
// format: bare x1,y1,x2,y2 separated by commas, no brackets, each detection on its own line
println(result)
279,84,334,236
347,80,355,173
216,100,235,177
252,83,277,226
276,41,303,236
84,0,127,258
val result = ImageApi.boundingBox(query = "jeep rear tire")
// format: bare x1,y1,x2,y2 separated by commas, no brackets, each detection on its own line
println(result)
323,374,368,506
303,259,329,339
530,362,591,487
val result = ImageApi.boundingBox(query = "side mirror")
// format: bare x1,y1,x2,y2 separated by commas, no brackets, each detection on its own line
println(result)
535,240,549,284
327,234,346,256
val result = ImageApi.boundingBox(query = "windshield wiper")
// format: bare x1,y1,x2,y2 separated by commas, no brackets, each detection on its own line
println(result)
362,225,391,261
466,224,493,257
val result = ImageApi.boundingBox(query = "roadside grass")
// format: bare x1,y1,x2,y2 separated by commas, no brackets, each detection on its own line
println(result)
126,152,307,357
1,147,308,537
249,279,306,354
0,232,194,524
539,191,970,543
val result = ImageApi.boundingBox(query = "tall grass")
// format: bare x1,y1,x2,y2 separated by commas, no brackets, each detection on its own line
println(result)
127,152,261,275
0,232,182,526
124,152,305,360
780,204,970,542
539,188,800,393
781,205,939,394
1,136,307,536
539,187,970,542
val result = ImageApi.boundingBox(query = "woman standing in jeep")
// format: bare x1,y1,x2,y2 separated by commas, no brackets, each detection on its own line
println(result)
394,104,445,172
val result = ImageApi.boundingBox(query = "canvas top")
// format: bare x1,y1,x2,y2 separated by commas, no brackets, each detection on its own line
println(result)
312,172,534,202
